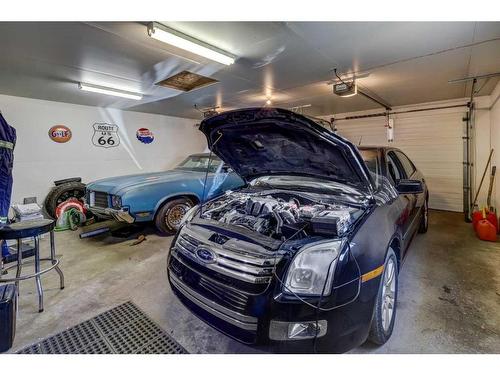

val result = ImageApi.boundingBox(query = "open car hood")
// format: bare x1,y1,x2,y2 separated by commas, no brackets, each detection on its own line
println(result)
199,108,373,193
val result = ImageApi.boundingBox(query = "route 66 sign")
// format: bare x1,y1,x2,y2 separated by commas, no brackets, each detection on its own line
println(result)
92,123,120,148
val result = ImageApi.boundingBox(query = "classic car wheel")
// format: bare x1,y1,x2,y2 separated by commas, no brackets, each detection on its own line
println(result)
368,247,398,345
155,197,194,235
418,198,429,233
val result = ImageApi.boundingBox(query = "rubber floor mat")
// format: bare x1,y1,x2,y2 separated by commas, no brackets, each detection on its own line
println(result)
17,301,187,354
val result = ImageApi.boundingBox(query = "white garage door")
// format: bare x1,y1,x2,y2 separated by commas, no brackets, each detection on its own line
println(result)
335,108,465,212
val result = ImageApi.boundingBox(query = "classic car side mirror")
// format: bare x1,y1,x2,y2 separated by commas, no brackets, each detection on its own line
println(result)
396,179,423,194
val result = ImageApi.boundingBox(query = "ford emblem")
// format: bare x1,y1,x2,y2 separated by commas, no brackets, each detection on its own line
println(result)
195,246,217,264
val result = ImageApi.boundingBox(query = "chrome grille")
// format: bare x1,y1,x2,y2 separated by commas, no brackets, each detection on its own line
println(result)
169,225,283,318
92,191,109,208
175,232,276,284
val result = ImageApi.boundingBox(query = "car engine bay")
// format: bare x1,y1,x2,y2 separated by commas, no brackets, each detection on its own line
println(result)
199,190,363,240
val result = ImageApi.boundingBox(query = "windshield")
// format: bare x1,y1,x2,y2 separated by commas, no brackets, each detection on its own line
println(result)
250,175,365,196
176,155,222,173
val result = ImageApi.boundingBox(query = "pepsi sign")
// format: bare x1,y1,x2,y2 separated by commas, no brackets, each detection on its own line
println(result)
136,128,154,144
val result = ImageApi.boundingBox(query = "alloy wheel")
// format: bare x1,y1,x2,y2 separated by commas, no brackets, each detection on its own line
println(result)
381,257,397,332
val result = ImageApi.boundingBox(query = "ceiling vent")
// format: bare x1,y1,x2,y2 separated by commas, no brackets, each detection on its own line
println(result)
156,71,218,92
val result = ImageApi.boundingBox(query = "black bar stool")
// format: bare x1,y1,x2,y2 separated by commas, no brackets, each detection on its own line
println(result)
0,219,64,312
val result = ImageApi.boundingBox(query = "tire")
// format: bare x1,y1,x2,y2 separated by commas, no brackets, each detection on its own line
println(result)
418,197,429,233
154,197,194,235
368,247,398,345
44,181,86,219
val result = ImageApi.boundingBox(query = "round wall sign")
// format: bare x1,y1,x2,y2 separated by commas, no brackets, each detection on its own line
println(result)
136,128,154,144
49,125,72,143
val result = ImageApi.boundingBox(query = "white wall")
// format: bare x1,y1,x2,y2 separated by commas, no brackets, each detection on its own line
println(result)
0,94,206,205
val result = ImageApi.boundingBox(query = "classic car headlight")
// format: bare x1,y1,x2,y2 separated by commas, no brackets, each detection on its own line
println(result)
111,195,122,209
284,240,344,296
180,204,200,226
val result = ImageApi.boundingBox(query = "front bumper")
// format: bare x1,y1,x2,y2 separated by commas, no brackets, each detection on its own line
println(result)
86,205,135,224
167,246,379,353
170,273,258,331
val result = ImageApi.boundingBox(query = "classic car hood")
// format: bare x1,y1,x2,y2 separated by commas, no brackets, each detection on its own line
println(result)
199,108,373,192
87,169,205,195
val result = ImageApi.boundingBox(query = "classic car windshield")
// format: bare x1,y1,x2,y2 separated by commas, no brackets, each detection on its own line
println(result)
176,154,222,173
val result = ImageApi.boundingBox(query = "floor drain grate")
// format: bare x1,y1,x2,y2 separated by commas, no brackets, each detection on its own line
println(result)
17,301,187,354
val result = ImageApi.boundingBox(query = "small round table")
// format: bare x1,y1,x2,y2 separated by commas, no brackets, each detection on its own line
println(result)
0,219,64,312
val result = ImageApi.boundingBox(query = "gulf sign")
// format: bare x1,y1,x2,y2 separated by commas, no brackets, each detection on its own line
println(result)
48,125,72,143
136,128,154,144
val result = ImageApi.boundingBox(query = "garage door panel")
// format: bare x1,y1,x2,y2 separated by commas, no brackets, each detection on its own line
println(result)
392,112,463,212
394,136,460,145
426,176,462,190
419,173,461,183
336,110,464,212
404,148,461,158
429,193,463,212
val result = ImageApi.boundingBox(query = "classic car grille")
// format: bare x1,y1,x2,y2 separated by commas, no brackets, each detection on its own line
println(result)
92,191,109,208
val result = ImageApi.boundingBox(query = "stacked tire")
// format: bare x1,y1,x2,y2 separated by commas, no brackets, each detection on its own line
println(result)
43,178,86,219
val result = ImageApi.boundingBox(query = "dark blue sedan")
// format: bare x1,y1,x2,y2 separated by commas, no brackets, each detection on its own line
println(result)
167,108,429,353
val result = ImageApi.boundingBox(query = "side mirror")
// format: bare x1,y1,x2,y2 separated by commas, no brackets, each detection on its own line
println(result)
396,179,423,194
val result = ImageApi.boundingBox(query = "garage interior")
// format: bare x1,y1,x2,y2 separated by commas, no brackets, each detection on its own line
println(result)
1,21,500,354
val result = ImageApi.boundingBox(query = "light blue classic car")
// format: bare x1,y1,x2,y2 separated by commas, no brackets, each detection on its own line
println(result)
85,153,244,234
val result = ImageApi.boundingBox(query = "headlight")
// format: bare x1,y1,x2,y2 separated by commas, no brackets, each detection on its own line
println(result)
180,204,200,226
284,240,343,296
111,195,122,209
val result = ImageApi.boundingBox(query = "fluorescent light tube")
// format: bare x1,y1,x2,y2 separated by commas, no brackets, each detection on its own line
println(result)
78,83,143,100
148,22,235,66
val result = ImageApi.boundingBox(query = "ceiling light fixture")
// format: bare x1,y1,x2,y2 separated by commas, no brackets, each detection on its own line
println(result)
147,22,236,66
78,83,143,100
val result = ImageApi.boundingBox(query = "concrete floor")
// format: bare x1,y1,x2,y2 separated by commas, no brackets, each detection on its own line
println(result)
5,210,500,354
